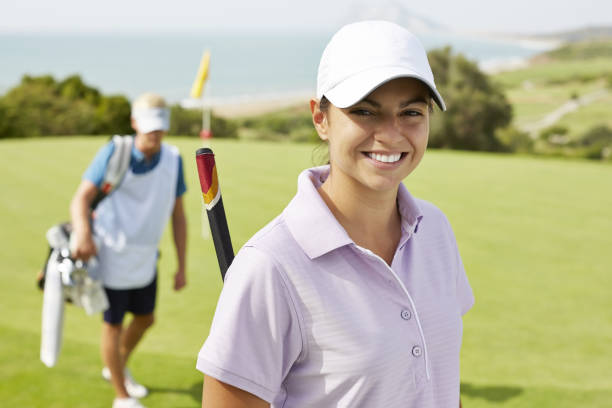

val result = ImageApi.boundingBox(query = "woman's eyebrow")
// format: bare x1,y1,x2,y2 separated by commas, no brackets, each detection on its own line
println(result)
358,98,381,107
357,97,429,108
399,97,429,108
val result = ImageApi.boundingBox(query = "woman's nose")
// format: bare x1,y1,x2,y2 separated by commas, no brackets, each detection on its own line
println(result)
374,117,404,143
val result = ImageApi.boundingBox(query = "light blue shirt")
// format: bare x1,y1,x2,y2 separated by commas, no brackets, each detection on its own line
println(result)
83,138,186,197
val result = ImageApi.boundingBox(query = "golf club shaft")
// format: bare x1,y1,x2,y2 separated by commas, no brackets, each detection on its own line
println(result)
195,148,234,280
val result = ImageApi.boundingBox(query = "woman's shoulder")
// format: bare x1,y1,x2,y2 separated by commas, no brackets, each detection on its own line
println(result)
223,214,302,293
414,198,448,221
244,213,293,249
411,197,456,236
234,212,303,268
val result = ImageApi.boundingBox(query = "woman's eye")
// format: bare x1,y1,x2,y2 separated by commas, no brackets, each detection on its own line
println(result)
350,108,374,116
401,109,422,117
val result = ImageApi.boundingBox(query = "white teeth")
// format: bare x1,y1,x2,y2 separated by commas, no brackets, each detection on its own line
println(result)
367,153,402,163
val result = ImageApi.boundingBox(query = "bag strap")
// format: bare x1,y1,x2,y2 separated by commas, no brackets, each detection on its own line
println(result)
90,135,133,210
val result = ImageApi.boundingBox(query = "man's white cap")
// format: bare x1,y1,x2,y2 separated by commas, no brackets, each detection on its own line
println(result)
131,107,171,134
317,20,446,111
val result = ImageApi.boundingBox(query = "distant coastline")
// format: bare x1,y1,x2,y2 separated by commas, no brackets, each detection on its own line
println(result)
0,29,562,110
182,90,313,118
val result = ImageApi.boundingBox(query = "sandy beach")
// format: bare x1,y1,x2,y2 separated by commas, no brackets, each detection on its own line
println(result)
182,91,313,118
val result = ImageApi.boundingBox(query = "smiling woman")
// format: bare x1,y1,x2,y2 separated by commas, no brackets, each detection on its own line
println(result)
197,20,473,408
313,78,431,199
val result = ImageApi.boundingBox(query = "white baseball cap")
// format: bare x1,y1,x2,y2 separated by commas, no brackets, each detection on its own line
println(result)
131,107,170,133
316,20,446,111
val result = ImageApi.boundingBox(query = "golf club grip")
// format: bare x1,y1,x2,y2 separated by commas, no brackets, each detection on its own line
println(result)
195,148,235,280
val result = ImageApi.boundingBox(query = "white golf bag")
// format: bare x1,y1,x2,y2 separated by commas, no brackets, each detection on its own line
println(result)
40,225,109,367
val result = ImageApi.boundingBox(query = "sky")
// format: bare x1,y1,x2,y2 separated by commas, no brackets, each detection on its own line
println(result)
2,0,612,34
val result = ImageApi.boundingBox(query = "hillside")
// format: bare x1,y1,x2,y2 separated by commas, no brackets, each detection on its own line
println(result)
494,40,612,160
535,39,612,60
528,25,612,43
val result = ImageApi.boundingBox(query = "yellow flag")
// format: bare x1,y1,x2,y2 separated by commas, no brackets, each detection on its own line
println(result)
190,50,211,99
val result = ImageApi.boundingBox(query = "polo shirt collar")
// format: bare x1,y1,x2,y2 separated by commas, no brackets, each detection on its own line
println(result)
396,181,424,248
284,166,423,259
131,143,161,163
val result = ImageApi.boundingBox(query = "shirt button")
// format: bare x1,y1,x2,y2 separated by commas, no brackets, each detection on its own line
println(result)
412,345,422,357
400,309,412,320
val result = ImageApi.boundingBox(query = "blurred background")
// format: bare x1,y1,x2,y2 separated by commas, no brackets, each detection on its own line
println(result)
1,0,611,407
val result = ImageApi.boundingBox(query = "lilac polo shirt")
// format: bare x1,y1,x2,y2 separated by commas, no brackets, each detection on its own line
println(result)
197,166,474,407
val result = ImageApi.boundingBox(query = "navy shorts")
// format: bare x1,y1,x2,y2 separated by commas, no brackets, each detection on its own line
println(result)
103,275,157,324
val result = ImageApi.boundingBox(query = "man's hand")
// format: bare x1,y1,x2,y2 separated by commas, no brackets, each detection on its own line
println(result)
70,180,99,262
174,268,186,291
71,233,97,261
171,196,187,291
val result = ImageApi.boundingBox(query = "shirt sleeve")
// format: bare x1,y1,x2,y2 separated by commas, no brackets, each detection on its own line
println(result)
454,243,474,316
443,216,475,316
176,155,186,197
82,141,115,188
196,246,303,403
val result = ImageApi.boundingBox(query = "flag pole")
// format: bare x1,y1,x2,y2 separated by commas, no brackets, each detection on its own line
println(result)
190,50,213,238
202,94,211,141
190,50,212,140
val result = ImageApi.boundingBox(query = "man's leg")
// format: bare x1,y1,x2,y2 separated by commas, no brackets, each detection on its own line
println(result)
119,313,155,367
101,322,129,399
120,275,157,369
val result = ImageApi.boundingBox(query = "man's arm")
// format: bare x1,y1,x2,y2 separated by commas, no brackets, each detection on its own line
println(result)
202,376,269,408
69,180,99,261
171,195,187,290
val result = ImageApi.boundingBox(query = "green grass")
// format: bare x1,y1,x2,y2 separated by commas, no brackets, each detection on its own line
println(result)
493,57,612,89
504,80,605,128
1,137,611,407
556,91,612,137
492,54,612,148
543,39,612,61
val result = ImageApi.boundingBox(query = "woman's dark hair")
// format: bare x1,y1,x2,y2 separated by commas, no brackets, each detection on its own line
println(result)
320,94,433,113
319,96,331,113
312,96,331,165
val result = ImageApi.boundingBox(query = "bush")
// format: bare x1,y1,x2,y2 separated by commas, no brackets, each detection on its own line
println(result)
0,74,131,138
211,114,239,139
168,105,238,138
235,106,315,143
168,105,201,136
427,47,513,151
580,125,612,160
539,125,569,142
495,126,533,153
94,95,132,135
579,125,612,146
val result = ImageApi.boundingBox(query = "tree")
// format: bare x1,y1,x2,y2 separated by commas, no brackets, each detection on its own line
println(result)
94,95,132,135
0,74,131,138
58,75,101,105
427,47,513,151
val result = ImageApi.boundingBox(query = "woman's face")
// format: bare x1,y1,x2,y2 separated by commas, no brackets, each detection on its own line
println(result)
313,77,431,194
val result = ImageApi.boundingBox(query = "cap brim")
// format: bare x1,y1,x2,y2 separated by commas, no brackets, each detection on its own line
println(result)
132,108,170,133
323,66,446,111
136,116,169,133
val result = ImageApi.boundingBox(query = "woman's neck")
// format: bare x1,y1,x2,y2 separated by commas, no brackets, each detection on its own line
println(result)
318,170,401,265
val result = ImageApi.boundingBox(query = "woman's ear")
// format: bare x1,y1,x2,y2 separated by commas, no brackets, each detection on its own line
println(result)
310,98,328,141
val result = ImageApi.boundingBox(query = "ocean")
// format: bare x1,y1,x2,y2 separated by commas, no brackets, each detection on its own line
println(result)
0,30,552,105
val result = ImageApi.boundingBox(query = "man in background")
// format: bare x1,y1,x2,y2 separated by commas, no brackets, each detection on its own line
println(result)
70,92,187,408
